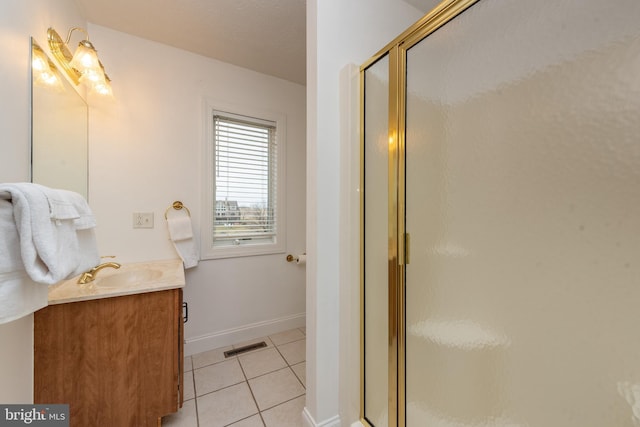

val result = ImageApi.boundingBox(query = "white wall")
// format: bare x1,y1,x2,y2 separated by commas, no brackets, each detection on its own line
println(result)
306,1,428,425
0,0,86,403
85,25,307,355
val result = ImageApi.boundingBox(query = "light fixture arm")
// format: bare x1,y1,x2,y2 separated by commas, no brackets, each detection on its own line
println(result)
65,27,98,54
65,27,90,44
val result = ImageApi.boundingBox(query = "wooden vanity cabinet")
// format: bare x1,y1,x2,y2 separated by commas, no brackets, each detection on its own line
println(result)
34,288,184,427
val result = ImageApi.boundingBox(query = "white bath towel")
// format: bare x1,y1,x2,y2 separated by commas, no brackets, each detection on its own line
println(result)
0,198,48,324
0,183,100,286
0,271,48,324
167,216,199,269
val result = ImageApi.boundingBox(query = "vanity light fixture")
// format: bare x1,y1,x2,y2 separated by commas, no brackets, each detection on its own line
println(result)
31,41,62,89
47,27,113,96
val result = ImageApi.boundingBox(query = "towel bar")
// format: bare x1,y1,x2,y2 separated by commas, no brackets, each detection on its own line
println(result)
164,201,191,219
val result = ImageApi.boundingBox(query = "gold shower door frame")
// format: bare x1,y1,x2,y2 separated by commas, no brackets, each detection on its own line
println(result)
360,1,480,426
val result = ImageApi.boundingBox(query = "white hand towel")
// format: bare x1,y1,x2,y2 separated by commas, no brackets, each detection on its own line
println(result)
167,216,194,241
167,216,199,269
0,183,100,285
47,188,97,230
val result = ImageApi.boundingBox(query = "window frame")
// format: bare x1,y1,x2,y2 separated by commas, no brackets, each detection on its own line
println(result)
202,99,287,259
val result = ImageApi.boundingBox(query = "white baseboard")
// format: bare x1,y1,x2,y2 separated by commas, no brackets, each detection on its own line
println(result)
184,312,305,356
302,408,315,427
302,407,341,427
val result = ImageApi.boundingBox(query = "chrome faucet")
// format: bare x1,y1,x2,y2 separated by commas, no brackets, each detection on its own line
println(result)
77,262,121,284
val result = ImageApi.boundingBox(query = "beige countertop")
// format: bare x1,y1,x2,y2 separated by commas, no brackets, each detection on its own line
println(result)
48,259,185,305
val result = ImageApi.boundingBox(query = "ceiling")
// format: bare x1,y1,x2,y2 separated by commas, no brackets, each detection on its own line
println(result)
404,0,440,13
75,0,307,85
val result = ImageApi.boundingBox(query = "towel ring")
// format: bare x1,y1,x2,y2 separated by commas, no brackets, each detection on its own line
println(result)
164,201,191,219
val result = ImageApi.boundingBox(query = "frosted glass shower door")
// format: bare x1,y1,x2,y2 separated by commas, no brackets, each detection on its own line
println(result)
404,1,640,426
363,54,391,427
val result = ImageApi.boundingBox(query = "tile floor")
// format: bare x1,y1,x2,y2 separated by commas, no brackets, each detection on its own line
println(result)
163,327,306,427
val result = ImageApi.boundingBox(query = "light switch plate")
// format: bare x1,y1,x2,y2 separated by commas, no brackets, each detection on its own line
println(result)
133,212,154,229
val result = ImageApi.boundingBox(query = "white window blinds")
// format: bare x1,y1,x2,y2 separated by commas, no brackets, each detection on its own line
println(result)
213,111,277,246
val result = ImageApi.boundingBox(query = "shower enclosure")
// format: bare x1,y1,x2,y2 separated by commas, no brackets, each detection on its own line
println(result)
361,0,640,426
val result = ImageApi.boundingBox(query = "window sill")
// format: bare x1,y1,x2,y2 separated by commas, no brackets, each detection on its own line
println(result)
200,242,286,260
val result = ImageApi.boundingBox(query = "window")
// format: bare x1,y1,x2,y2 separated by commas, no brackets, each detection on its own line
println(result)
202,103,286,259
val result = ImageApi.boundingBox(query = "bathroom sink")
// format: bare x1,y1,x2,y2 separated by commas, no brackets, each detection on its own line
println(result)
95,268,163,289
49,259,186,304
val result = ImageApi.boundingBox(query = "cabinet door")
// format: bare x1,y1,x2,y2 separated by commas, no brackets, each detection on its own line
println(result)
177,289,184,408
35,289,181,427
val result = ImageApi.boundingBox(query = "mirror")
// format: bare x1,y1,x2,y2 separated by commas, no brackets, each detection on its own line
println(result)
31,38,88,198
